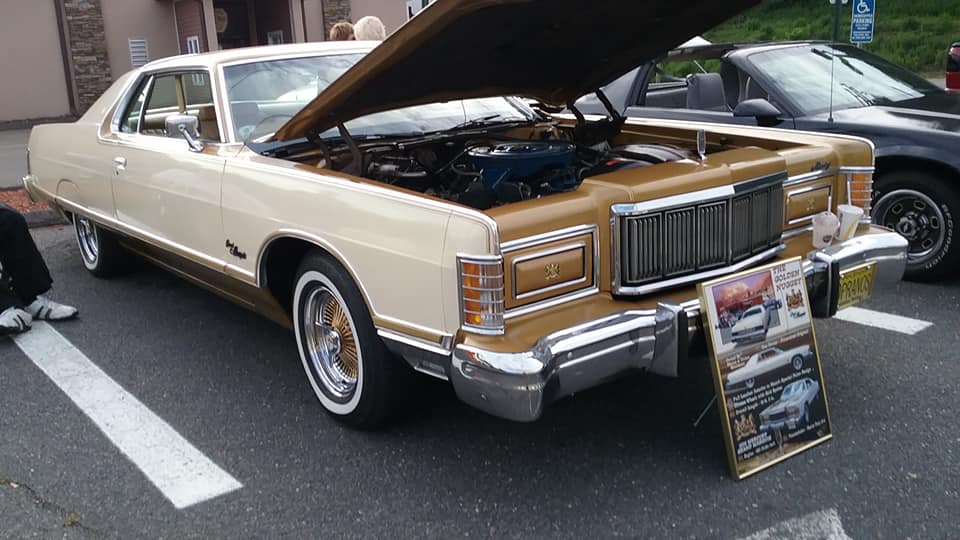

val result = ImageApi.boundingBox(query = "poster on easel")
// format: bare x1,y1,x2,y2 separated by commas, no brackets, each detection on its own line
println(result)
697,256,833,480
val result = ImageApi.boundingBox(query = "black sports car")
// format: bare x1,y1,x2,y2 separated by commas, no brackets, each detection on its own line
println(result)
574,40,960,281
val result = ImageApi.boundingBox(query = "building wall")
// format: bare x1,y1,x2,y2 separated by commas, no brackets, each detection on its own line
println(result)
175,0,209,53
62,0,113,114
0,1,72,122
350,0,406,38
101,0,180,79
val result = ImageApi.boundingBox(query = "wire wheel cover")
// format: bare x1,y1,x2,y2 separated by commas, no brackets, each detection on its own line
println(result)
304,286,359,399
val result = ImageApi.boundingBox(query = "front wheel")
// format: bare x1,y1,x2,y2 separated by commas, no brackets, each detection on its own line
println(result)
73,215,128,278
292,251,411,429
873,170,959,281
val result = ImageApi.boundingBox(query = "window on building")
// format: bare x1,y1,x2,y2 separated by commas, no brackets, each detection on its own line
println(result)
186,35,201,55
129,38,150,68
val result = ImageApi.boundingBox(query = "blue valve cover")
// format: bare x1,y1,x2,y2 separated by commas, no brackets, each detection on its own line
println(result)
465,141,578,193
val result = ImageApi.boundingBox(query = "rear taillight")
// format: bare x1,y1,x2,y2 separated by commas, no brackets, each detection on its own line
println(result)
845,170,875,219
457,255,504,335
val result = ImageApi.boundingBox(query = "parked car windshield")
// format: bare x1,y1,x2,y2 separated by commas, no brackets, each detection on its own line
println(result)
781,382,800,398
747,44,943,115
742,306,762,317
223,53,536,142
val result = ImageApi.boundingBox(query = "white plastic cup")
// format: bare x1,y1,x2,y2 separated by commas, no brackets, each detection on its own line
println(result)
812,211,839,249
836,204,865,242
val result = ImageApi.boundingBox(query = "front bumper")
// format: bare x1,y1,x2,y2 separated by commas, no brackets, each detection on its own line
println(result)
731,326,766,343
450,229,908,422
759,414,801,432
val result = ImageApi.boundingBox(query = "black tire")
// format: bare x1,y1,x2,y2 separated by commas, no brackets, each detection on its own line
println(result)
873,170,960,281
292,250,412,430
73,215,129,278
792,355,804,371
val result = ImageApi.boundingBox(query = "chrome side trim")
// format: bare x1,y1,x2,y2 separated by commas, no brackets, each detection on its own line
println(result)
501,224,597,252
378,328,452,381
54,196,235,276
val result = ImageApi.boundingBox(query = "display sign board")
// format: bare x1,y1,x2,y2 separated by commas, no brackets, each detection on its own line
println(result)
850,0,876,44
698,257,833,480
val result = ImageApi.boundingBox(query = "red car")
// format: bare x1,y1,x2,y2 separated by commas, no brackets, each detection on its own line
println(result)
948,42,960,93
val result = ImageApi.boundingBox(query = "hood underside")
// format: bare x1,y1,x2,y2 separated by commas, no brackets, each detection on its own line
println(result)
273,0,760,141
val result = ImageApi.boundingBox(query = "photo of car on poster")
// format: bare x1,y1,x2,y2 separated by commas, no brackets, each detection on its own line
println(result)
698,257,833,480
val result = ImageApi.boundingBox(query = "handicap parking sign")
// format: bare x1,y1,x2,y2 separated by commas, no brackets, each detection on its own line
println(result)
850,0,875,43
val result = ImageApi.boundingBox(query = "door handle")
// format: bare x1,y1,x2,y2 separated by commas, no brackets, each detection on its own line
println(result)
113,156,126,175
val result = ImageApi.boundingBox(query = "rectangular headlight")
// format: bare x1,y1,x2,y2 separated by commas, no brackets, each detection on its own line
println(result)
457,255,504,335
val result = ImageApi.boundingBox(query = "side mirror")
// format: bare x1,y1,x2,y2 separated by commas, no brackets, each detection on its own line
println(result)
164,114,204,152
733,98,782,127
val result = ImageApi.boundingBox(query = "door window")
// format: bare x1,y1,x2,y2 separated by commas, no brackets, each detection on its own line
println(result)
132,71,222,142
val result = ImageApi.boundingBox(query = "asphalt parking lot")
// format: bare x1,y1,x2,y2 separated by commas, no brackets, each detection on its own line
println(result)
2,224,958,539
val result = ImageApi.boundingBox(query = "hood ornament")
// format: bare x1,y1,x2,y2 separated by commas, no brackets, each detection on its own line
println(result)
696,128,707,162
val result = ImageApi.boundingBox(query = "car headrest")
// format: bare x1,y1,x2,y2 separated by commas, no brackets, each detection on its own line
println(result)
686,73,728,111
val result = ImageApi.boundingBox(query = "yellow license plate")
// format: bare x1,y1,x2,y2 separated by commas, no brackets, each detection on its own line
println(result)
837,262,877,310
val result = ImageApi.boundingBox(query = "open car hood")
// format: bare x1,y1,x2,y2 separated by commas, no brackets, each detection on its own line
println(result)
272,0,759,141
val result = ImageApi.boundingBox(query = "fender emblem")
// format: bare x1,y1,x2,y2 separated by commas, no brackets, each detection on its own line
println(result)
545,263,561,281
225,239,247,260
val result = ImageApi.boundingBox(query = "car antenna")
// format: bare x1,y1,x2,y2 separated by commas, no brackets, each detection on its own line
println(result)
828,46,837,123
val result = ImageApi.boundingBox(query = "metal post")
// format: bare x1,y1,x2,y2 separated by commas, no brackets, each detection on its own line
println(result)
833,0,841,42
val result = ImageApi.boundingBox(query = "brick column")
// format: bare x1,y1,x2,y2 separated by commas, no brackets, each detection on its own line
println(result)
60,0,113,114
321,0,351,38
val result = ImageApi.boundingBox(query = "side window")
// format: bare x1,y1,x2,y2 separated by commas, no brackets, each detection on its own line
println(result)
141,75,179,136
120,78,151,133
135,71,222,142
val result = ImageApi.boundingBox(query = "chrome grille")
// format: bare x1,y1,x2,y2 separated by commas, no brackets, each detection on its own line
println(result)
615,174,785,292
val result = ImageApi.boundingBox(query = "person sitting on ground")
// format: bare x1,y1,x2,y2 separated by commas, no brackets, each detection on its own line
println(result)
354,16,386,41
329,21,355,41
0,204,78,336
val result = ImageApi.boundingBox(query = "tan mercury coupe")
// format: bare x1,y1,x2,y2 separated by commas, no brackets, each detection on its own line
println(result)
23,0,908,428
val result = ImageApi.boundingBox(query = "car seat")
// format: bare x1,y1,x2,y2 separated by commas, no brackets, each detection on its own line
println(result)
685,73,729,111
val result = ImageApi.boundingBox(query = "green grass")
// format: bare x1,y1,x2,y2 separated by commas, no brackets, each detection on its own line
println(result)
705,0,958,73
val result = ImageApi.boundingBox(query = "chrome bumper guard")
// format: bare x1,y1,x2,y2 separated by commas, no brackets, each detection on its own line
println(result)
450,230,908,422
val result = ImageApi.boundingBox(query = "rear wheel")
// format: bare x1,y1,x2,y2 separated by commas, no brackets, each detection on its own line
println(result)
292,251,412,429
792,355,804,371
73,215,128,278
873,170,959,281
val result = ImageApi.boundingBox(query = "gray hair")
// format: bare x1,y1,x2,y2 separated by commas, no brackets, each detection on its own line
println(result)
354,16,386,41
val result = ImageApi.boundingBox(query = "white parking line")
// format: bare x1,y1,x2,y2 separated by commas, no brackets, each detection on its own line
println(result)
738,508,852,540
13,322,242,509
834,306,933,335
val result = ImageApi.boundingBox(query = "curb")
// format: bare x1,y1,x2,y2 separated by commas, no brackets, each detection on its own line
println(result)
0,186,68,228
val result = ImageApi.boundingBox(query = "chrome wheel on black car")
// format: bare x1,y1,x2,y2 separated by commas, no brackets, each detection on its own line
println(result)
874,171,959,281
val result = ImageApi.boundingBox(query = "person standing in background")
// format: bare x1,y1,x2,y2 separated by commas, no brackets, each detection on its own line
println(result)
329,21,355,41
354,16,386,41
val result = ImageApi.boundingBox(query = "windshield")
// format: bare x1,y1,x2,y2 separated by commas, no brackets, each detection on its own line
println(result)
781,382,800,398
223,53,536,142
747,44,942,115
743,306,762,317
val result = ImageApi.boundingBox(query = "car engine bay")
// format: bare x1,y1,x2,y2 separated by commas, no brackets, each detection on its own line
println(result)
298,132,696,210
